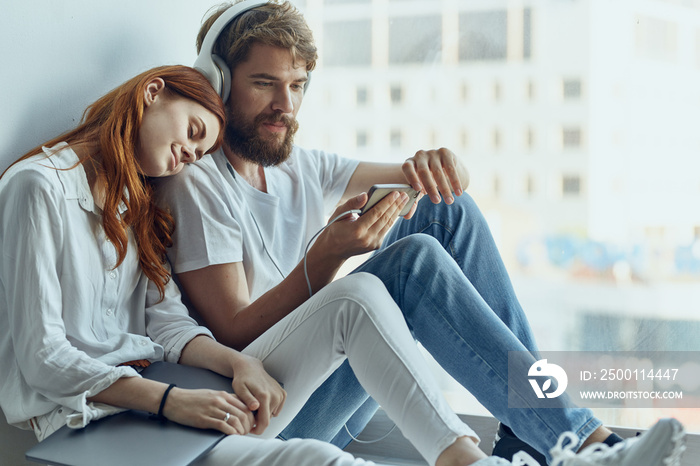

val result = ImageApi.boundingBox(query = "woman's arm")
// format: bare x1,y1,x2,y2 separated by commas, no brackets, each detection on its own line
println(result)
86,373,256,435
88,335,285,435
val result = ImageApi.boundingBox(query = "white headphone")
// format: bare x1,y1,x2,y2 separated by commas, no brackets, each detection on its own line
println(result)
194,0,310,103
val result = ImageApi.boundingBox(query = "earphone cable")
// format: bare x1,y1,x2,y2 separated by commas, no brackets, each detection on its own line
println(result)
229,160,397,444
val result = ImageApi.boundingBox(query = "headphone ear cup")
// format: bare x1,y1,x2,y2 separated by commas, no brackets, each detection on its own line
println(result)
212,54,232,102
194,54,223,100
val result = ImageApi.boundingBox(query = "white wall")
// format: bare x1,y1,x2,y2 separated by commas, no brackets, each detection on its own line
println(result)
0,2,222,460
0,0,222,173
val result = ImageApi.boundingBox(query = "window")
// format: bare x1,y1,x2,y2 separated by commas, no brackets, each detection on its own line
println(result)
563,79,582,99
523,8,532,60
459,10,508,61
356,86,369,106
323,20,372,66
389,15,442,64
460,129,469,149
526,175,535,197
562,127,582,148
526,127,535,150
461,83,469,102
390,129,402,148
356,130,369,148
493,128,502,150
562,175,582,196
390,84,403,105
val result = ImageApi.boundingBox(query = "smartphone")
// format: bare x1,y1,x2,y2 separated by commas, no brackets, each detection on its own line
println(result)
359,184,420,217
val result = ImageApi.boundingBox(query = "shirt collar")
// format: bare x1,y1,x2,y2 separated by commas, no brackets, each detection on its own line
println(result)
43,143,128,215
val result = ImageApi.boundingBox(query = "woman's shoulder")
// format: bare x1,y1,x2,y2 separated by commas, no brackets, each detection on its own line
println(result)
0,144,74,201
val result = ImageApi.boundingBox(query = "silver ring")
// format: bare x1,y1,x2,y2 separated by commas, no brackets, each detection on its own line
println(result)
223,412,231,423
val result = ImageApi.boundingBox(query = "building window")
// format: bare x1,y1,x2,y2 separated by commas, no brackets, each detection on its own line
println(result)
526,175,536,196
356,130,369,148
460,129,469,149
323,20,372,66
526,128,535,150
390,129,402,148
459,10,508,61
356,86,369,106
562,175,582,196
390,84,404,105
389,15,442,64
562,127,582,148
523,7,532,60
493,175,501,197
563,79,582,99
493,128,502,150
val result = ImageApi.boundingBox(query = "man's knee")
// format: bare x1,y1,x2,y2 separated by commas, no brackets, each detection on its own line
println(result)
387,234,446,265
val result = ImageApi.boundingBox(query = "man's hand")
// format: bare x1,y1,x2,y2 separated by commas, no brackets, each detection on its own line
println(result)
230,353,287,435
316,191,408,260
402,148,468,214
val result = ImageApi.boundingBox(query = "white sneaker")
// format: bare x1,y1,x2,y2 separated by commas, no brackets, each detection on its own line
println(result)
549,418,686,466
472,451,542,465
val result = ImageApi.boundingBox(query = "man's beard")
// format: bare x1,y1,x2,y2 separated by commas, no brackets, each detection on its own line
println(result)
225,107,299,167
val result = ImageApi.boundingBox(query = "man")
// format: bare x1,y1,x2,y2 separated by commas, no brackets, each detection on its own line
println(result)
154,1,685,465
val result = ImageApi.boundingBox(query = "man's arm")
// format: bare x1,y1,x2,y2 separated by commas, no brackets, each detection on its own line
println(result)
343,147,470,212
176,192,409,351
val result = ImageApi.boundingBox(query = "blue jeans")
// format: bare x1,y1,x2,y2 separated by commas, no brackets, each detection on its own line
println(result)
278,194,600,460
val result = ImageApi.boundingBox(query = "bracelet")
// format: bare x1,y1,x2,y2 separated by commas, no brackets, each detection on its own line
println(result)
156,383,176,421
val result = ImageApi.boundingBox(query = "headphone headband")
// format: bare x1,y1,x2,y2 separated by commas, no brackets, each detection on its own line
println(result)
194,0,269,102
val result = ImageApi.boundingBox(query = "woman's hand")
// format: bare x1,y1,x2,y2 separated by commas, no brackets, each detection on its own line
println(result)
162,387,255,435
230,353,287,435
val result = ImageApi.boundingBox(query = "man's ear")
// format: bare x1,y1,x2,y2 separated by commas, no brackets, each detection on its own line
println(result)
144,78,166,106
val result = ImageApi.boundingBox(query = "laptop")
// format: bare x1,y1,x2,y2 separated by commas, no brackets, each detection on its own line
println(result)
25,362,233,466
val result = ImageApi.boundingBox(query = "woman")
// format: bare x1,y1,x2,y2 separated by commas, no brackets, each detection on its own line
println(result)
0,65,681,466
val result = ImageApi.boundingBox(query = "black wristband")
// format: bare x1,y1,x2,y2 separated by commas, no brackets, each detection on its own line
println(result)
156,383,176,421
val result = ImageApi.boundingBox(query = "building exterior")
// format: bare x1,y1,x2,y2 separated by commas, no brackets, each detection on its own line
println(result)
293,0,700,430
296,0,700,282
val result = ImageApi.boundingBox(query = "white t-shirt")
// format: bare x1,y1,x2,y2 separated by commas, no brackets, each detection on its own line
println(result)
0,144,212,437
154,147,358,301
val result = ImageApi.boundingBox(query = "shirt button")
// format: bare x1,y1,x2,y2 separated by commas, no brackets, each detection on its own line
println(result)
106,308,113,316
139,341,148,346
109,271,117,279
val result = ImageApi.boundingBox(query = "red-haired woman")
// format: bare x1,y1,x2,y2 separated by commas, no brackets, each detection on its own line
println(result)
0,65,288,452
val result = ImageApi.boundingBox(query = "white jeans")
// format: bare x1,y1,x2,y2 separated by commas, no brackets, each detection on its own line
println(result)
196,273,476,466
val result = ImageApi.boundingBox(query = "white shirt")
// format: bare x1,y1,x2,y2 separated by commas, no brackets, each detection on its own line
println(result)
0,143,212,438
154,147,358,301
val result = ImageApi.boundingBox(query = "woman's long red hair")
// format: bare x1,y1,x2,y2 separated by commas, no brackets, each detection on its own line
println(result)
4,65,226,299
